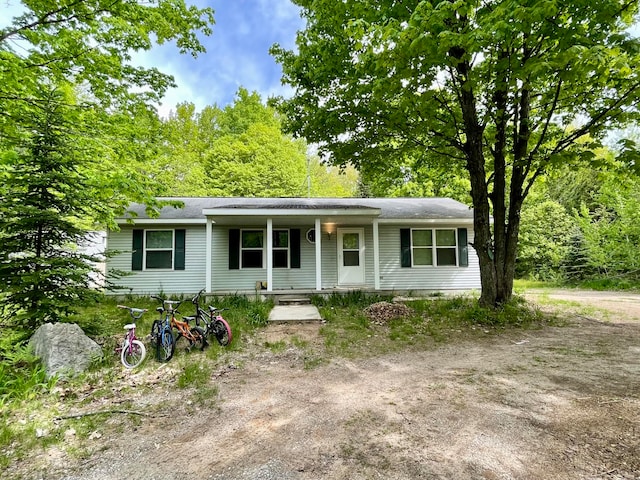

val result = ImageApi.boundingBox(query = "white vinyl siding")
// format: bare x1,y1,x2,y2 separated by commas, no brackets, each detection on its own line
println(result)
378,225,480,291
107,225,206,295
108,222,480,295
211,226,317,292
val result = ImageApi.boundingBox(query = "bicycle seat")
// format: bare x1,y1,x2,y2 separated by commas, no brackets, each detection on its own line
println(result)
124,323,136,330
182,316,196,323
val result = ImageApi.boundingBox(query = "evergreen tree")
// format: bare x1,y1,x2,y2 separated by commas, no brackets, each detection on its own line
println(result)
0,87,101,330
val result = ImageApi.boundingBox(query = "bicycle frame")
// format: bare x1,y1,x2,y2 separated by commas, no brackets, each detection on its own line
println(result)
117,305,147,368
151,296,179,362
152,296,206,354
188,289,232,346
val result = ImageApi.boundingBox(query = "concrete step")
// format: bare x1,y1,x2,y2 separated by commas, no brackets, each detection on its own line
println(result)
268,305,322,323
277,295,311,306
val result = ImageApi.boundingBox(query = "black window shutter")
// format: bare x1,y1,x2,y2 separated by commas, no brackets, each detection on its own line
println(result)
229,229,240,270
458,228,469,267
174,229,186,270
290,229,300,268
132,229,143,271
400,228,411,267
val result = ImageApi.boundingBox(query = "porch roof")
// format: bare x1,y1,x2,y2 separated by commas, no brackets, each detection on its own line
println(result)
118,197,474,225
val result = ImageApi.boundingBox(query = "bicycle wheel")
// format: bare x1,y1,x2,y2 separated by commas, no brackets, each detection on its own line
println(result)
156,326,175,362
213,318,232,346
121,339,146,369
191,326,208,351
150,320,161,347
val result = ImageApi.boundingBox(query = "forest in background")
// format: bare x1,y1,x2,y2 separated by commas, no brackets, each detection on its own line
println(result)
3,0,640,332
125,89,640,288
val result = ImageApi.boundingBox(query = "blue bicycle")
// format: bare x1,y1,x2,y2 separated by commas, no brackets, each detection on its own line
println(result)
150,295,177,362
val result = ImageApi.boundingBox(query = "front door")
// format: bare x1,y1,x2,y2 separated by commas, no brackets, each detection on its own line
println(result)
338,228,365,285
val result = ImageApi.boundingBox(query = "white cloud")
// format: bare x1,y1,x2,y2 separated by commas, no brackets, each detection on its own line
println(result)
2,0,304,114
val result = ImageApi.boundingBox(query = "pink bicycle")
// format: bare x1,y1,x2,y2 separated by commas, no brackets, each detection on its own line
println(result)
116,305,148,368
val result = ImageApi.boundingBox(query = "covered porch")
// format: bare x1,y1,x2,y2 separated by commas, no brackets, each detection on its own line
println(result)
203,204,382,293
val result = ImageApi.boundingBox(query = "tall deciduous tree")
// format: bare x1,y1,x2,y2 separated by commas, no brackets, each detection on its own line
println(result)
0,1,214,328
272,0,640,306
0,0,213,112
155,88,357,197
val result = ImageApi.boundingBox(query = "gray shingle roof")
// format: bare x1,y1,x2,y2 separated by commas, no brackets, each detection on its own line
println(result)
122,197,473,220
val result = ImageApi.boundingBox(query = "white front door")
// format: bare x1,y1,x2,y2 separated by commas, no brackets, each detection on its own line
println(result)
338,228,365,285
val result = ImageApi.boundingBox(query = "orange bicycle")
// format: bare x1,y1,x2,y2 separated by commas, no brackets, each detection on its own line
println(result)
169,300,208,352
151,296,207,356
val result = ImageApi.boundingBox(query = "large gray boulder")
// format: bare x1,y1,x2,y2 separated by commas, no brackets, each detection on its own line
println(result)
29,323,103,379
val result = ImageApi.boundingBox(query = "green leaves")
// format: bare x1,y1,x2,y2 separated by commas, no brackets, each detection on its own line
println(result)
275,0,640,305
0,87,103,330
1,0,214,109
0,1,217,330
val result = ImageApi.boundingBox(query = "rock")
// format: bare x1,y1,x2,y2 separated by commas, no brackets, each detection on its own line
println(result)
29,323,103,379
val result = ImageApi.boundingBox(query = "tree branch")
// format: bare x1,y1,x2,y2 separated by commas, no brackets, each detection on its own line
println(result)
1,0,88,42
55,409,162,420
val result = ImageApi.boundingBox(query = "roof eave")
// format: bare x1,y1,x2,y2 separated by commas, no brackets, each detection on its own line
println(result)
202,208,382,217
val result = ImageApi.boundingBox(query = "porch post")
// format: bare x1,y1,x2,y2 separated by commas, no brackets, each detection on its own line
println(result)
373,218,380,290
206,217,212,292
266,218,273,292
315,217,322,290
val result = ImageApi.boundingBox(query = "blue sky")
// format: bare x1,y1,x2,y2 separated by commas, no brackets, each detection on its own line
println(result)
1,0,305,116
136,0,305,116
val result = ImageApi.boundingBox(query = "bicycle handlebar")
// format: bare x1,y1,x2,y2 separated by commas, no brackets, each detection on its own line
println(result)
191,288,206,304
117,305,148,320
151,295,183,309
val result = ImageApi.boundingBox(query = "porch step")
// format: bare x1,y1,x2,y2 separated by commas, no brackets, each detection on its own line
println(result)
268,304,322,323
277,295,311,306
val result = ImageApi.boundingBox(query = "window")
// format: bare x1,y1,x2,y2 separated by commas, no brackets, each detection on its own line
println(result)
411,229,458,267
132,229,184,271
240,229,290,269
241,230,264,268
145,230,173,269
341,232,360,266
435,230,457,266
273,230,289,268
411,230,433,266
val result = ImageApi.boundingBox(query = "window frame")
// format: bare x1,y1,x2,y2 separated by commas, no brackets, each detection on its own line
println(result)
238,229,292,269
272,229,290,269
410,228,459,267
240,229,265,269
143,229,175,270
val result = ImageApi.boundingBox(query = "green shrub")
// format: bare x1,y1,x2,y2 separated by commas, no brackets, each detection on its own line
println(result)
0,330,56,403
312,291,393,308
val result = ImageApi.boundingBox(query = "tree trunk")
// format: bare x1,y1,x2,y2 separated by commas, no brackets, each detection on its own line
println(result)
451,49,500,308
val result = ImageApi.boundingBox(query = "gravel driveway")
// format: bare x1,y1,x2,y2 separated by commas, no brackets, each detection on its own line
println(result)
10,290,640,480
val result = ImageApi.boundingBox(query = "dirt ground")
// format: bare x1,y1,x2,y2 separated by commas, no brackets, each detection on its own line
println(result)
14,290,640,480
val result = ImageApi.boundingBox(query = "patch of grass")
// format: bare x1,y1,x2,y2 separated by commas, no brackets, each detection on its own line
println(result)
575,278,640,291
315,294,556,359
265,339,287,353
513,278,559,291
303,354,324,370
192,384,219,407
311,291,394,308
177,362,211,389
0,330,57,404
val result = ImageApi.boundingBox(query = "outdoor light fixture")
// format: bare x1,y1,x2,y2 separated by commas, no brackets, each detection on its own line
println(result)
325,223,335,240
